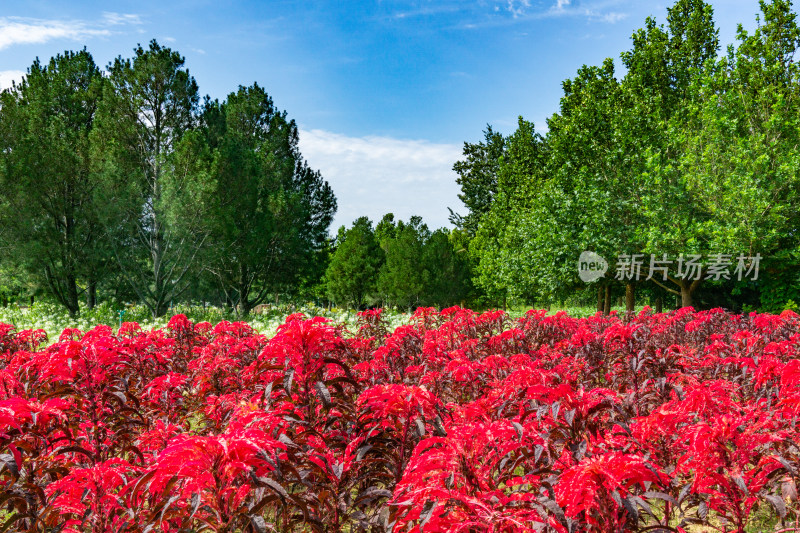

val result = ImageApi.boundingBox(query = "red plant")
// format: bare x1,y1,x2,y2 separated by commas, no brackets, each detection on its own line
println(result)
1,307,799,532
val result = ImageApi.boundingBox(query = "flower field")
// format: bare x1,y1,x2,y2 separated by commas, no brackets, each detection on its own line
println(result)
0,302,413,345
1,307,800,532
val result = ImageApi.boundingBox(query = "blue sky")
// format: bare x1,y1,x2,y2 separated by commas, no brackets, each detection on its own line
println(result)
0,0,764,230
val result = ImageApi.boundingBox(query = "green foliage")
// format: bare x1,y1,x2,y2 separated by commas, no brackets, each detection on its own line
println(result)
325,215,472,311
0,264,32,306
1,40,338,317
450,126,506,235
378,215,472,310
92,40,203,317
469,117,547,302
325,217,383,309
0,49,107,317
200,84,336,315
377,216,429,310
421,229,472,307
458,0,800,312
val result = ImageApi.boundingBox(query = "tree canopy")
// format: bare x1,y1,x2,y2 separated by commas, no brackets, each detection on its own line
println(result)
454,0,800,313
0,41,337,317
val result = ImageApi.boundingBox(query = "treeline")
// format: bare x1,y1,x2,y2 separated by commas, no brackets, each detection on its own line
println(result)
6,0,799,318
324,214,472,311
0,41,474,317
0,41,338,318
451,0,800,313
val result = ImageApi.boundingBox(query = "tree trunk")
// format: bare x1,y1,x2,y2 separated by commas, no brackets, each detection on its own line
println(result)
238,290,254,318
681,287,693,308
154,298,169,318
237,265,254,317
655,297,663,314
597,285,604,314
44,265,79,317
603,285,611,315
87,279,97,310
625,282,635,314
679,279,702,308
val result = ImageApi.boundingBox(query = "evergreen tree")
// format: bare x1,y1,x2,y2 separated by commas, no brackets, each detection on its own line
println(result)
92,40,205,317
421,229,471,308
325,217,383,309
378,216,429,310
201,84,336,315
0,50,107,316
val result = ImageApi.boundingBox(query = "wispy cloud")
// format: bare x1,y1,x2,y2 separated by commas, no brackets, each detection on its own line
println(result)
0,70,25,91
507,0,532,18
102,12,142,26
450,0,630,29
0,13,141,51
555,0,631,23
544,0,628,22
601,12,628,23
391,4,464,20
381,0,628,31
299,129,463,230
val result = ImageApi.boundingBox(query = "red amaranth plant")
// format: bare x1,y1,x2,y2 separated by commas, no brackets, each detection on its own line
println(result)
1,307,800,532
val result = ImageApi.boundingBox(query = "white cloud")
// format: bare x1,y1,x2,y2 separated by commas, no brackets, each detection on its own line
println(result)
601,11,628,23
102,12,142,26
0,13,140,51
0,70,25,91
544,0,629,23
299,129,464,231
507,0,532,18
457,0,628,29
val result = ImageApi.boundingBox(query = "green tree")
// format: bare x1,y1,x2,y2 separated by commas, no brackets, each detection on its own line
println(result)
523,0,718,311
377,216,429,310
450,126,506,236
627,0,720,307
662,0,800,308
0,50,106,316
464,0,723,311
469,118,547,305
0,262,33,307
201,84,336,315
421,228,471,308
92,40,205,317
527,61,627,306
375,213,397,249
325,217,383,309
